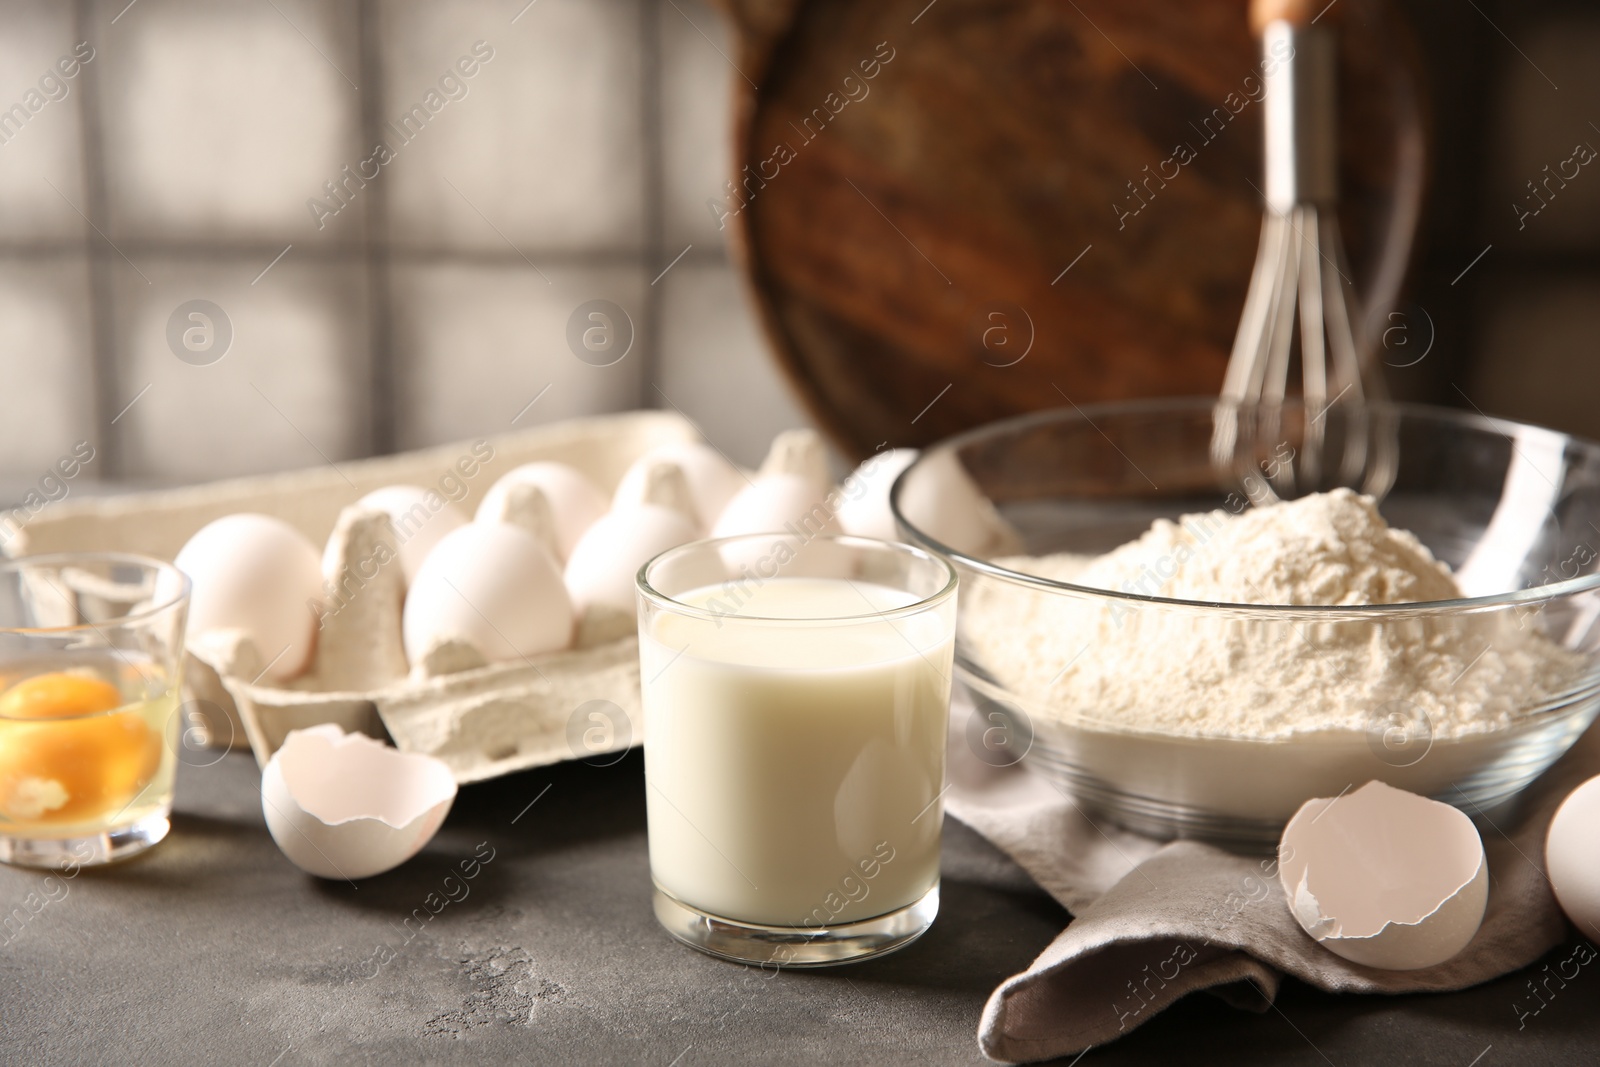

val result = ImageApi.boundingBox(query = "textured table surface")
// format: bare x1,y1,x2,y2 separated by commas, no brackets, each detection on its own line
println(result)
3,749,1595,1066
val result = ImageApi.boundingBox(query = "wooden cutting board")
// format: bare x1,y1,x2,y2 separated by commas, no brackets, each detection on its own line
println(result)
715,0,1426,459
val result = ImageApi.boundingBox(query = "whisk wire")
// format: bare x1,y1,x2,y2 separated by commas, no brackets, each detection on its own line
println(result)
1211,18,1397,505
1296,206,1330,489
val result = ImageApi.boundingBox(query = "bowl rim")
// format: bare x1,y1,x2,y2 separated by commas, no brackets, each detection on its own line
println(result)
890,397,1600,617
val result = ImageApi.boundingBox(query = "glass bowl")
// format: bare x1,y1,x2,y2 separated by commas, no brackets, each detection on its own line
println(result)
891,398,1600,846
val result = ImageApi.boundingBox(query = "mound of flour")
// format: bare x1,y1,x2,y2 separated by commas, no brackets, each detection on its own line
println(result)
964,489,1576,739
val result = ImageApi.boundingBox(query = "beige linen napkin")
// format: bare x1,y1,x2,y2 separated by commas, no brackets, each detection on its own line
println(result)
945,694,1598,1064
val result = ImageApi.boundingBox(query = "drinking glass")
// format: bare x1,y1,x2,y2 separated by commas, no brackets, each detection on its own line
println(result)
638,533,957,967
0,553,190,868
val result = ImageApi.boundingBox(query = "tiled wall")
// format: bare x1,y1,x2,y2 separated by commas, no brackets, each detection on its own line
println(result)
1,0,1596,503
0,0,813,502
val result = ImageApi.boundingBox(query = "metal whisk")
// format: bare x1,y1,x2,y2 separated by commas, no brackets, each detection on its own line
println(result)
1212,0,1395,498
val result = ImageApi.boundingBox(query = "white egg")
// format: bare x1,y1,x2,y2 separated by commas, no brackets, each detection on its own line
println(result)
615,459,699,528
175,513,324,683
323,485,467,586
613,443,745,532
1278,781,1487,971
476,462,607,561
565,504,699,614
402,523,572,664
261,724,456,880
1547,774,1600,936
757,428,832,493
712,473,840,539
836,448,919,541
897,449,1020,557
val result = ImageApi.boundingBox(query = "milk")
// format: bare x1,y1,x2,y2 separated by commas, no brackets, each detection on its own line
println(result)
641,577,954,928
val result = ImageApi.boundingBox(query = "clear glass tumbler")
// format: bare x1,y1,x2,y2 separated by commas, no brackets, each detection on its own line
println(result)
0,553,190,868
638,533,957,967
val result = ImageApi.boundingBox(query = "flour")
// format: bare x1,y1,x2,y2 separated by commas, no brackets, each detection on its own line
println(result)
963,489,1577,741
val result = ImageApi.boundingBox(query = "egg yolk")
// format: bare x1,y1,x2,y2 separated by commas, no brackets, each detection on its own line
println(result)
0,672,161,826
0,672,123,720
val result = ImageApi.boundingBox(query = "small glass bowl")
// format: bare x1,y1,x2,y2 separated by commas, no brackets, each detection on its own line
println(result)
892,399,1600,846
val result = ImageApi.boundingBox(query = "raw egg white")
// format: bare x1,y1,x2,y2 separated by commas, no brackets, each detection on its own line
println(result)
402,523,572,665
175,513,324,682
1546,774,1600,936
476,462,607,562
324,485,467,586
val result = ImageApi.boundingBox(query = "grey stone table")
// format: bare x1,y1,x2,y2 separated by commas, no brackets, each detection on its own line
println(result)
3,749,1596,1066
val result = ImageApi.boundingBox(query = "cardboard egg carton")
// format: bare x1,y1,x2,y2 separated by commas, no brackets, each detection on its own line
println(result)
5,411,702,783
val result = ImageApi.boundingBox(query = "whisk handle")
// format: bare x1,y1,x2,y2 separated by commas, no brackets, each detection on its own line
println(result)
1250,0,1323,34
1259,11,1339,210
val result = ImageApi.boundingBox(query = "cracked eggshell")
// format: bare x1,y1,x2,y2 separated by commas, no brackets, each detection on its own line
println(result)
564,503,698,614
612,443,744,532
837,448,919,541
402,523,573,665
1546,774,1600,936
1279,780,1488,971
262,724,456,880
475,462,607,562
323,485,467,586
175,513,324,683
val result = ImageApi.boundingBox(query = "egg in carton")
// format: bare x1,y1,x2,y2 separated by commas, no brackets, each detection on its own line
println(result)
2,412,706,780
210,431,768,782
363,432,900,783
205,493,644,782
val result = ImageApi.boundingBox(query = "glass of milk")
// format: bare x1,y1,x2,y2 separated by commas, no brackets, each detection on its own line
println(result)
637,533,958,967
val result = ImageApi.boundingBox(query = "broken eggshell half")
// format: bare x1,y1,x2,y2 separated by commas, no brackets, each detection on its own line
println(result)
1278,780,1488,971
262,724,457,880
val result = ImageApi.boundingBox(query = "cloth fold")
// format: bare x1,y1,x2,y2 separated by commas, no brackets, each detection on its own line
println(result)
945,694,1595,1063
